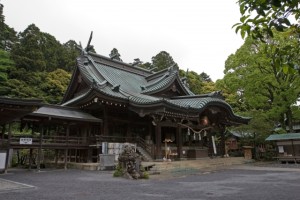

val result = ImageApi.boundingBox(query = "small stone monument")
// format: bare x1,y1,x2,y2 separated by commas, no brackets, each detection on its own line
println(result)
116,144,145,179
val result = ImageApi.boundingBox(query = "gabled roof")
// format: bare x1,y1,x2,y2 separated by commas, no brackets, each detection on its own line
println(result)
30,105,102,123
0,97,43,124
61,51,250,125
266,133,300,141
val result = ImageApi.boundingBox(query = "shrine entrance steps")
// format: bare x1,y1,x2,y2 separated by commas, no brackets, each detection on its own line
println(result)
143,157,253,177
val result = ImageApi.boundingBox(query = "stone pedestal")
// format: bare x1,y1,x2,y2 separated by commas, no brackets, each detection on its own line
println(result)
99,154,115,170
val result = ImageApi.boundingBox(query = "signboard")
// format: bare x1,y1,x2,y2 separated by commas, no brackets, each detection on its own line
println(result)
278,146,284,153
20,138,33,145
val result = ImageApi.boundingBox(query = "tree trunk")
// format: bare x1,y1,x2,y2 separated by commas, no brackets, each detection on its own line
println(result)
286,108,293,133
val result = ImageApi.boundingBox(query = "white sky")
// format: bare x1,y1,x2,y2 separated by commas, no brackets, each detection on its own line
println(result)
2,0,244,81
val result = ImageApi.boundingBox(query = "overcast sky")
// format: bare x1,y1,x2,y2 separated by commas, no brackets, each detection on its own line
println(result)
3,0,244,81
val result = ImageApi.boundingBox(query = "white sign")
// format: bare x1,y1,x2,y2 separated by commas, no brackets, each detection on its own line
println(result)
20,138,32,145
278,146,284,153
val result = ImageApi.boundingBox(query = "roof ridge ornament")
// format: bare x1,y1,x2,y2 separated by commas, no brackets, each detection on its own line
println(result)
111,84,120,92
77,31,94,55
209,91,224,99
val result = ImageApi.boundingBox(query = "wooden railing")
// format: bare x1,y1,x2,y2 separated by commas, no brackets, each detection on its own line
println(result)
135,136,153,156
1,135,154,158
1,135,98,147
98,135,154,158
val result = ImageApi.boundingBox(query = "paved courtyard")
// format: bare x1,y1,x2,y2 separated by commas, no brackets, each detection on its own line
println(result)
1,163,300,200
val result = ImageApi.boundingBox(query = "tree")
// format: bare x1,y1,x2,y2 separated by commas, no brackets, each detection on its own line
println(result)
41,69,71,104
0,49,14,94
60,40,80,72
151,51,178,72
235,0,300,40
199,72,212,82
11,24,71,72
221,30,300,133
179,69,215,95
0,3,18,51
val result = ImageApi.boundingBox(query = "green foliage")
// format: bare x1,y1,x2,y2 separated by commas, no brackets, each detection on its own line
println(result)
235,0,300,40
41,69,71,104
0,49,14,83
141,171,149,179
113,164,124,177
151,51,178,72
235,1,300,74
222,30,300,135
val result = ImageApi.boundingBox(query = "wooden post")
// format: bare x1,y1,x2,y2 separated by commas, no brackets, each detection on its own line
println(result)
37,125,43,172
103,106,108,136
1,124,5,146
4,123,11,173
176,126,183,159
155,124,162,160
29,149,33,170
7,123,11,146
54,150,58,168
64,124,70,170
220,126,226,157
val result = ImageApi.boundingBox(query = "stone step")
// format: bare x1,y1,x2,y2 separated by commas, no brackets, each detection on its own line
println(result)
143,157,251,174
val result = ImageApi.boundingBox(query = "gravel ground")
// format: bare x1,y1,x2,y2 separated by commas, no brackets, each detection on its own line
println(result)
250,161,300,168
0,163,300,200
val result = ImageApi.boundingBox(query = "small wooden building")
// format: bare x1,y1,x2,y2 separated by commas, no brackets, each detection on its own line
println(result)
266,133,300,163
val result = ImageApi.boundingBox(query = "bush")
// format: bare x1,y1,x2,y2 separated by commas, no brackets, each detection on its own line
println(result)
113,164,123,177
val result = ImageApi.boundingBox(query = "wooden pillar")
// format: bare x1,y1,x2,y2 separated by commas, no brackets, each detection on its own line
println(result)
54,150,59,168
86,124,92,163
1,125,5,146
4,123,12,173
176,126,183,159
292,140,295,157
220,126,226,157
64,124,70,170
28,149,33,170
37,125,43,172
155,124,162,160
103,106,108,135
7,123,11,146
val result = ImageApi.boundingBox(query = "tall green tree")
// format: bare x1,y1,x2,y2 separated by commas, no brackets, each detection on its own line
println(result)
0,3,18,51
221,30,300,133
61,40,80,72
11,24,71,72
41,69,71,104
151,51,178,72
199,72,212,82
0,49,14,95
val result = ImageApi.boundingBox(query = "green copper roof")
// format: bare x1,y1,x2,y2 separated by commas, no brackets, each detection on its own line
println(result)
61,52,250,125
266,133,300,141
